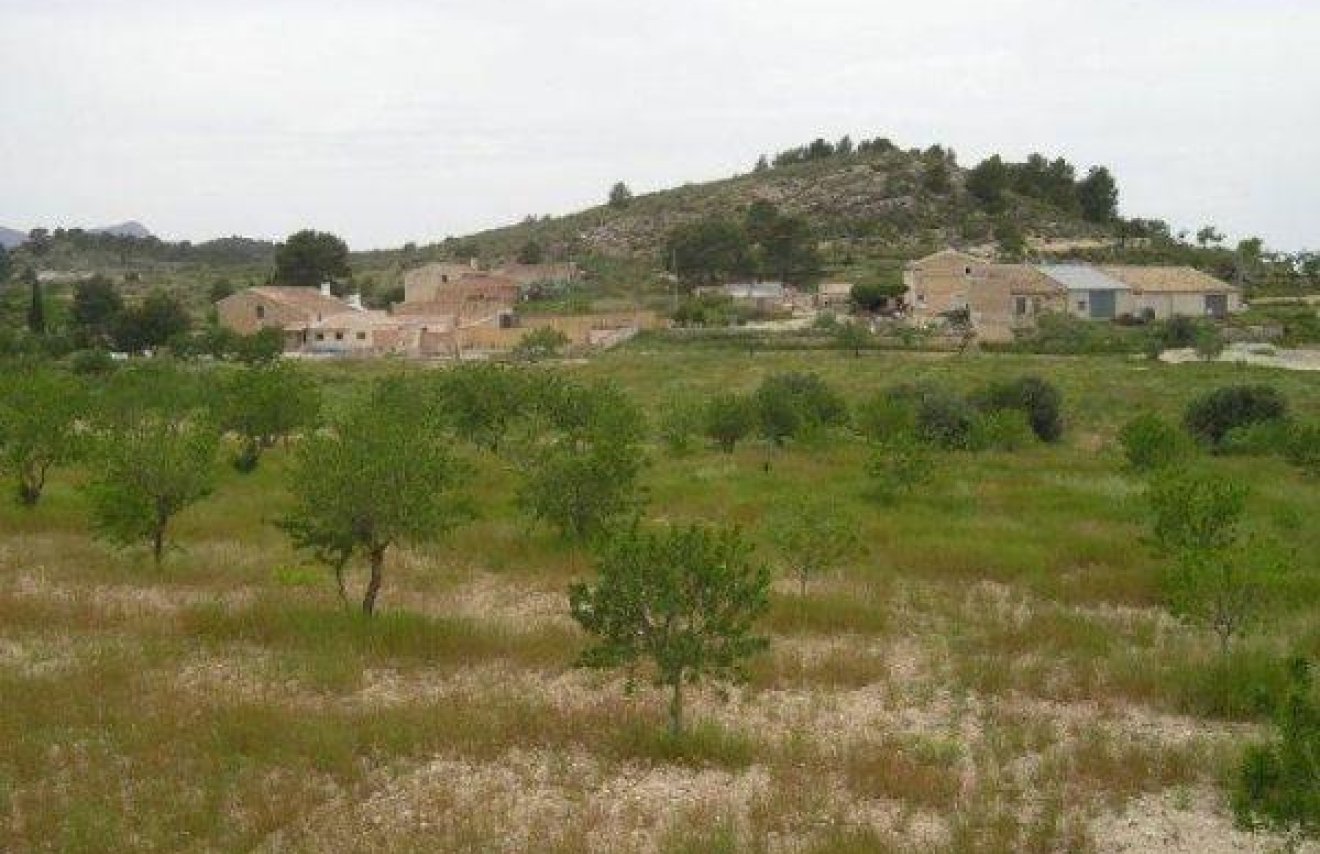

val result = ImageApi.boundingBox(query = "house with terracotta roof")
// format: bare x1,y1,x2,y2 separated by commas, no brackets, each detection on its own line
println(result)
216,284,364,349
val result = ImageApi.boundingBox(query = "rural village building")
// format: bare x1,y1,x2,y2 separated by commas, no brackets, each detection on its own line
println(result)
904,249,1243,341
216,260,650,358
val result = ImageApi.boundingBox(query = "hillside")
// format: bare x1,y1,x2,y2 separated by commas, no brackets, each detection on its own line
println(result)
456,142,1117,265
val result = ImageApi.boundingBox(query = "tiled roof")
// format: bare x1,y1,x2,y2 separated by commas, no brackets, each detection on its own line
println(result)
1100,266,1239,294
978,264,1064,295
248,286,350,315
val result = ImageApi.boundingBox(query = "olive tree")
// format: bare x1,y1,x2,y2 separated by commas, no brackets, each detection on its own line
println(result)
86,415,220,567
281,397,468,615
570,523,770,735
0,365,84,505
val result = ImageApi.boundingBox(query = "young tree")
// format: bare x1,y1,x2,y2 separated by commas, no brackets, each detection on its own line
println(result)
217,363,321,471
570,523,771,735
0,366,84,505
703,393,754,453
1234,657,1320,838
753,372,848,447
771,498,862,594
867,432,934,505
517,379,645,541
281,397,469,615
834,321,872,357
1147,468,1273,652
273,229,350,288
86,414,219,567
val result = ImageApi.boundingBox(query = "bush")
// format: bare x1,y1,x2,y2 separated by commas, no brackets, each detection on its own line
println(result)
1119,413,1191,471
1233,657,1320,838
68,348,116,376
914,389,978,450
1285,422,1320,477
977,375,1063,442
658,395,702,456
855,391,917,443
753,372,848,446
867,433,935,504
1220,420,1293,457
1184,385,1288,448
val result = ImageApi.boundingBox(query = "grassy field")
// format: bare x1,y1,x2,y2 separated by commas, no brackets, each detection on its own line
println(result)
2,344,1318,852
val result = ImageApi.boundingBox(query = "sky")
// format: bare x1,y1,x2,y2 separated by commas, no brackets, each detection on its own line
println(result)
1,0,1317,252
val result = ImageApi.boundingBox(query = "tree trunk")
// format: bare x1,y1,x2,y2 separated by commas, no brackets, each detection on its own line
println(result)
334,559,351,610
668,677,684,737
152,524,165,568
17,479,40,507
362,545,386,616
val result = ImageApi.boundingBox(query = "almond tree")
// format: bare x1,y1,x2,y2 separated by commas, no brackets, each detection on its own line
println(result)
86,414,219,567
0,365,84,506
281,392,469,615
570,523,770,735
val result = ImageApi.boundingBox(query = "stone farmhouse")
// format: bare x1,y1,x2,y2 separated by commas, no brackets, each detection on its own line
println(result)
904,249,1243,341
216,260,649,358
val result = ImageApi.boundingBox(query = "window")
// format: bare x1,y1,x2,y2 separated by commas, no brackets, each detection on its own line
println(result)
441,274,449,283
334,332,344,341
255,304,266,320
315,333,325,341
1076,299,1087,311
356,331,366,341
1014,297,1028,316
965,266,973,276
917,293,926,307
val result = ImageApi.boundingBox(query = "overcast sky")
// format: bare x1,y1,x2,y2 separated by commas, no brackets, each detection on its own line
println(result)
2,0,1317,251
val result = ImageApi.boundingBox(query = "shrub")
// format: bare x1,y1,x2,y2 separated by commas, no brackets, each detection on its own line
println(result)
867,433,935,504
1220,420,1293,457
1284,422,1320,477
915,389,978,450
68,348,116,376
1233,658,1320,838
855,391,917,443
977,375,1063,442
753,372,848,446
657,395,702,456
1119,413,1192,471
1184,385,1288,448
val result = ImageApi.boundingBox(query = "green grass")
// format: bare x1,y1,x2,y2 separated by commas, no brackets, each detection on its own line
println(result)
1,344,1318,849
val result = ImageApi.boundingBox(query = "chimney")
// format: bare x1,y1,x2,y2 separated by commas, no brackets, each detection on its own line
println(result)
347,293,364,311
320,282,332,297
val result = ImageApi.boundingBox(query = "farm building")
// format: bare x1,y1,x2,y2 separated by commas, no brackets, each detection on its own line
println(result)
904,249,1243,341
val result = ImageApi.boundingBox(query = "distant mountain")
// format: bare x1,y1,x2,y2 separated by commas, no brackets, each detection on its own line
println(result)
0,227,26,250
90,221,152,239
0,221,154,251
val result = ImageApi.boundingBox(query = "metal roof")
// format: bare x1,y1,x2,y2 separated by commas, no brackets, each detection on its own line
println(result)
1036,264,1130,292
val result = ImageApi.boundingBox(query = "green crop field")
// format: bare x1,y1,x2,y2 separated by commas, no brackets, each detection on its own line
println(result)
1,344,1318,852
